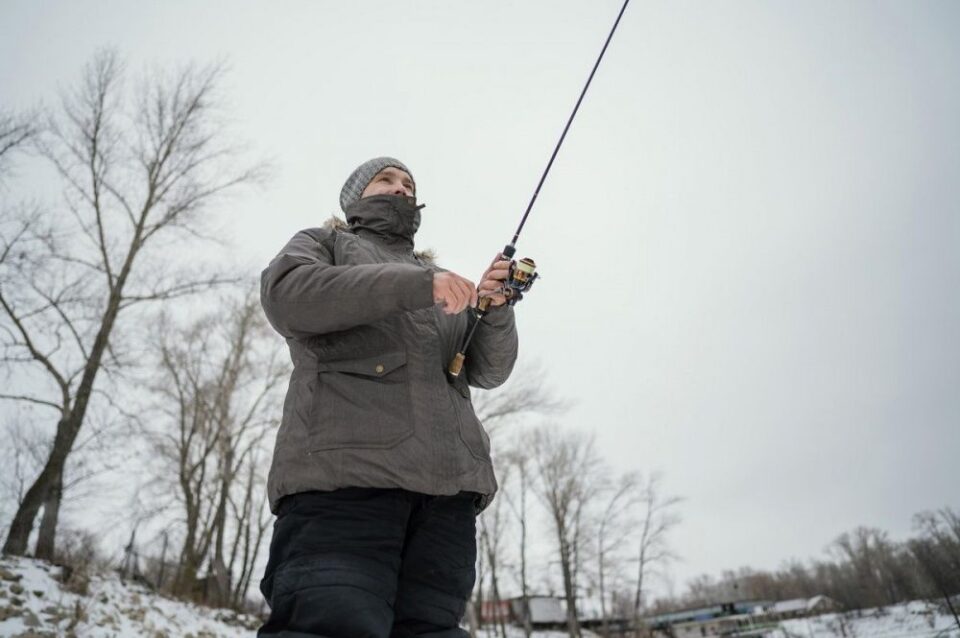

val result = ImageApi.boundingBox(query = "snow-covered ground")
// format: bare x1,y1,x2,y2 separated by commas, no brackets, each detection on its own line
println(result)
0,555,259,637
766,601,958,638
1,556,956,638
0,556,595,637
475,630,599,638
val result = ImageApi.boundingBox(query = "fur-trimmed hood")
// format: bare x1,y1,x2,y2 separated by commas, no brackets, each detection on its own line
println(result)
323,215,436,264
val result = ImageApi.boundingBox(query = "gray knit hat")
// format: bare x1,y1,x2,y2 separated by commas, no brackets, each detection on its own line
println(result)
339,157,415,212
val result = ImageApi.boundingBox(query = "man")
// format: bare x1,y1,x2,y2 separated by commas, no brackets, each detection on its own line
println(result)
258,157,518,637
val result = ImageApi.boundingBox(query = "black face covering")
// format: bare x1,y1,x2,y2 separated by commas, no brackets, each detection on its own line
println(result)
344,195,425,253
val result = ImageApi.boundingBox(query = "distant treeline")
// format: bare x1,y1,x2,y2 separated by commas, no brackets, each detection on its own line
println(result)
652,507,960,613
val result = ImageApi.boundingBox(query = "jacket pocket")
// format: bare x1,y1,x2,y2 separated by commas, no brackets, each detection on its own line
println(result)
447,381,491,462
308,351,413,451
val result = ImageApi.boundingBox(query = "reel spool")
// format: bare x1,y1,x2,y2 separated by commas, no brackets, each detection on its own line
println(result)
504,258,538,305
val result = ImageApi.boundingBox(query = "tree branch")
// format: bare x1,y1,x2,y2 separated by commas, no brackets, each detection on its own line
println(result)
119,274,242,309
0,393,64,413
0,289,69,403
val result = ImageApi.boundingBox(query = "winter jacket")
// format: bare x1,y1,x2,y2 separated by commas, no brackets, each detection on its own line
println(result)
260,194,517,513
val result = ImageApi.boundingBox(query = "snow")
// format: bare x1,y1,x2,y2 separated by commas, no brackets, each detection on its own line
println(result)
768,601,959,638
0,556,259,637
0,556,596,637
475,629,599,638
2,556,956,638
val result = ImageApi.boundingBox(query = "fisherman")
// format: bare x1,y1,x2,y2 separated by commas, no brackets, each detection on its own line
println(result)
257,157,518,637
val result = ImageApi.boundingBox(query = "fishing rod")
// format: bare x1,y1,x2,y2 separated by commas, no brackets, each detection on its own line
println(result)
449,0,632,377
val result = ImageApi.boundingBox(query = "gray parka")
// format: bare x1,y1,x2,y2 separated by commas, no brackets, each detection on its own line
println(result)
260,195,517,513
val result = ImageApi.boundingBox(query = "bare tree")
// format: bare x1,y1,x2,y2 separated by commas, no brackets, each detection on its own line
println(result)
469,362,564,635
830,527,913,608
632,472,681,638
650,505,960,620
913,508,960,579
0,50,262,557
478,463,510,638
597,471,639,638
528,425,608,638
909,538,960,631
228,448,273,607
499,446,535,638
142,292,284,607
911,508,960,630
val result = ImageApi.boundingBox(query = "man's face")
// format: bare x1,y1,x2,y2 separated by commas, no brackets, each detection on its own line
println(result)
361,166,415,199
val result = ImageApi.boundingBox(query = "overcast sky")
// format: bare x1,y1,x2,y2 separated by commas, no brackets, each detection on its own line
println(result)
2,0,958,594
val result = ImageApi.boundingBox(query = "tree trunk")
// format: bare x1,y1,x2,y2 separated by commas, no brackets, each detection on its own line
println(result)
157,532,169,591
519,500,532,638
176,540,205,597
3,413,76,555
176,511,204,597
599,545,609,638
35,472,63,560
633,517,649,638
479,518,507,638
487,547,507,638
633,559,645,638
3,282,126,557
239,509,269,606
517,467,532,638
559,538,581,638
210,554,231,608
3,469,50,555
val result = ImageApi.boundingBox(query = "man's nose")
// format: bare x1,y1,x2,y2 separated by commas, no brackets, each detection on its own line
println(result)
393,183,410,195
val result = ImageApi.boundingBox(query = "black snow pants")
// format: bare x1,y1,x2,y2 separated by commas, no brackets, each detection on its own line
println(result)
258,487,478,638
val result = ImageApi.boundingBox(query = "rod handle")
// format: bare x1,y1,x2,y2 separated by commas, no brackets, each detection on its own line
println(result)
448,352,466,377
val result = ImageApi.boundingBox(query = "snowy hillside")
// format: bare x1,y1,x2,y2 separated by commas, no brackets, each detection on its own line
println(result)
773,602,959,638
0,556,259,637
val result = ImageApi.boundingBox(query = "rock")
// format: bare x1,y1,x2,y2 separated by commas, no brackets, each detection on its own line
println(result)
33,590,44,597
0,604,23,621
11,596,25,607
46,609,69,623
124,605,146,622
10,583,25,595
22,608,41,627
0,567,22,582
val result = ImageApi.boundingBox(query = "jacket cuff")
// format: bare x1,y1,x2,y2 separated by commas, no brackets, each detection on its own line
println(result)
480,303,514,326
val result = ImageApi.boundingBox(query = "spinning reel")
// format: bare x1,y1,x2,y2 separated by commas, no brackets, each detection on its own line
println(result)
447,257,538,377
500,257,539,307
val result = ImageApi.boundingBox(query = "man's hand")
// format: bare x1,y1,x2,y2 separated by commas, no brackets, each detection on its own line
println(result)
478,254,512,307
433,271,478,315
